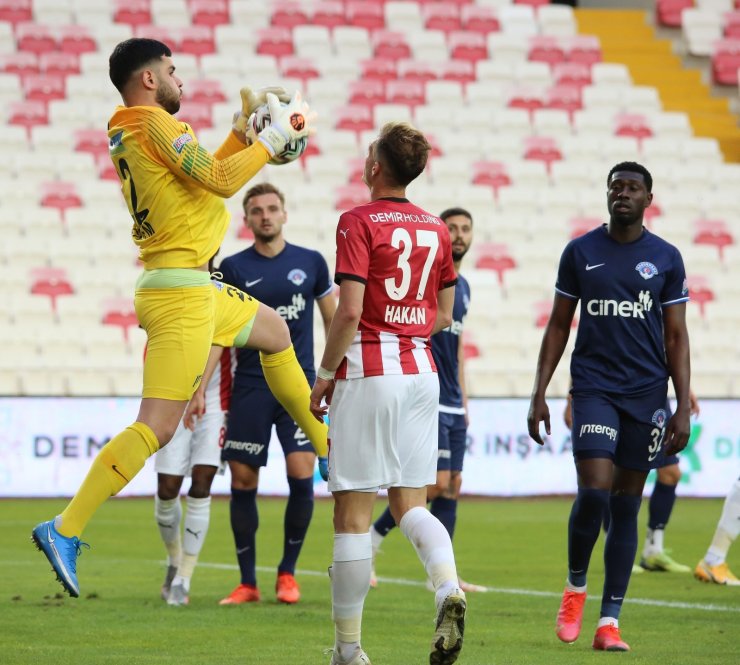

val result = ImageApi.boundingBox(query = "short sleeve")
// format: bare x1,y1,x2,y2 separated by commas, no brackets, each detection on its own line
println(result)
313,251,333,298
438,225,457,289
554,241,579,300
217,256,238,288
335,213,371,284
661,246,690,307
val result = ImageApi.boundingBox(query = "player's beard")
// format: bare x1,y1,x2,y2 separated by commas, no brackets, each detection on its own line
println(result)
156,83,181,115
452,245,469,262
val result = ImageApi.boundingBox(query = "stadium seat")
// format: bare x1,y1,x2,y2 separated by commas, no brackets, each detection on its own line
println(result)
255,27,294,57
39,51,79,77
312,1,345,29
448,30,489,61
293,25,333,59
372,30,412,60
422,3,461,33
347,78,385,107
569,215,602,239
333,28,373,64
564,35,602,65
15,22,57,54
386,78,426,107
528,36,566,66
475,244,517,288
334,104,375,135
179,25,216,57
134,25,180,50
30,266,74,314
113,0,151,27
614,113,654,143
471,160,512,199
185,78,227,105
552,62,592,88
1,51,39,77
461,4,500,34
693,219,735,261
176,101,213,131
59,25,98,55
545,84,583,118
74,128,110,160
711,38,740,84
0,0,32,25
538,5,577,37
500,5,538,35
334,183,369,211
656,0,693,27
440,59,476,84
687,275,716,319
190,0,230,27
39,181,83,218
397,58,438,82
101,297,139,342
723,10,740,37
360,57,398,81
507,85,545,116
523,136,563,172
280,56,320,84
22,74,65,102
270,1,309,28
346,2,385,30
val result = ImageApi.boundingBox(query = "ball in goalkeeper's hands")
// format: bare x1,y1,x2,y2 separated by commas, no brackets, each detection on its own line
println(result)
250,101,308,165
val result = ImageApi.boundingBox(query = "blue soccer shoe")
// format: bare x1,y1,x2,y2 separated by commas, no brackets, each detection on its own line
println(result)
31,518,89,598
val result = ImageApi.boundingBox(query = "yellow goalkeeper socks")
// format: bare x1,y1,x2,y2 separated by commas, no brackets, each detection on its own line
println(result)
260,346,328,457
58,422,160,537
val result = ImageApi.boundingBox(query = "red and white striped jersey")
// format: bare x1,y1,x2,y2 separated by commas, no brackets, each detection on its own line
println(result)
206,346,236,413
334,197,457,379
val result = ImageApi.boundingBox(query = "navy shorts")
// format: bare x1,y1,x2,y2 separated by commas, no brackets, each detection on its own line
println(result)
438,411,467,473
221,386,311,467
571,384,669,472
659,400,679,467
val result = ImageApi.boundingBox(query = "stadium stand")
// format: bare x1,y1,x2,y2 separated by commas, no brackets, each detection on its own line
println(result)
0,0,739,399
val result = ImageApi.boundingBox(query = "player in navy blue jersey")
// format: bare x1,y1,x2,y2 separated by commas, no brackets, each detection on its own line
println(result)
217,183,336,605
528,162,691,652
369,207,485,593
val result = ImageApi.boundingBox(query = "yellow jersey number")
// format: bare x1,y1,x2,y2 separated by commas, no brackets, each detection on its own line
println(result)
117,157,155,240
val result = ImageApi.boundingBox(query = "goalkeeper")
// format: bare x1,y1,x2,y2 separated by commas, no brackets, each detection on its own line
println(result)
31,38,327,599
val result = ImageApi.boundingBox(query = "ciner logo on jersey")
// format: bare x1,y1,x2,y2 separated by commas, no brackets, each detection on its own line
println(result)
586,290,653,318
276,293,306,320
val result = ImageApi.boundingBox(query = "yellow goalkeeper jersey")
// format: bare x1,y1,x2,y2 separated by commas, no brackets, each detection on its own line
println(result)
107,105,270,269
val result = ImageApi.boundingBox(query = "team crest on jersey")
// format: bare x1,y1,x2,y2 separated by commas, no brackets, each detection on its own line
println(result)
635,261,658,280
172,133,193,154
288,268,307,286
109,131,124,155
651,409,667,427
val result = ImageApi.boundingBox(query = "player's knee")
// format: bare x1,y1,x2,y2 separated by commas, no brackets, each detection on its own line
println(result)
157,475,182,500
658,464,681,485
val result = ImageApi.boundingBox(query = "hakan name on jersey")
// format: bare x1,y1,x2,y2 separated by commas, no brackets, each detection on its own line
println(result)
385,304,426,325
275,293,306,321
586,290,654,319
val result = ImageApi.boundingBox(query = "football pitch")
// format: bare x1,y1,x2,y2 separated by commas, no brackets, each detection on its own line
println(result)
2,496,739,665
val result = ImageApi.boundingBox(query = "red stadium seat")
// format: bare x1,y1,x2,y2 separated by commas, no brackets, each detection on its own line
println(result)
346,156,367,184
1,51,39,77
185,78,227,104
334,104,375,135
545,85,582,118
102,298,139,342
471,161,512,199
372,31,412,60
524,136,563,172
271,1,310,28
255,27,294,57
30,267,74,314
16,22,58,55
535,299,578,328
114,0,151,27
40,181,83,219
440,59,476,83
190,0,230,27
462,333,481,359
0,0,32,25
96,154,119,181
516,0,550,7
8,99,48,135
569,215,601,239
346,2,385,30
723,11,740,37
552,62,592,88
655,0,692,28
448,30,488,61
348,79,386,107
528,36,566,66
565,35,602,65
334,183,369,211
475,244,517,287
614,113,653,143
237,223,254,240
74,128,110,160
423,3,462,33
508,86,545,115
461,4,500,34
398,59,438,82
59,25,98,55
176,101,213,131
360,57,398,81
386,79,426,107
180,26,216,57
23,74,65,102
280,55,321,83
711,39,740,85
135,26,179,50
693,219,735,261
687,275,715,319
39,51,80,77
312,1,345,29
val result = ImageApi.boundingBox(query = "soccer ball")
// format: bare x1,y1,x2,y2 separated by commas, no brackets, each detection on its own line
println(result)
249,101,308,165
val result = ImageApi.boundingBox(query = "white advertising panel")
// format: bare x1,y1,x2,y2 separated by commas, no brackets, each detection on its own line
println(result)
0,398,737,498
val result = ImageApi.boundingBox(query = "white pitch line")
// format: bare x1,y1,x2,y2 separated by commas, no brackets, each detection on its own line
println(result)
190,561,740,614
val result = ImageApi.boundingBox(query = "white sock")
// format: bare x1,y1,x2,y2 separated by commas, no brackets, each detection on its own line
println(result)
172,574,191,592
179,496,211,581
332,532,372,644
565,580,587,593
644,527,664,556
370,525,385,554
399,506,458,607
598,617,618,629
155,496,182,567
705,478,740,565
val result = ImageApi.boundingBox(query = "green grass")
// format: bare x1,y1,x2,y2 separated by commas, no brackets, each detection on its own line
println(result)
2,496,739,664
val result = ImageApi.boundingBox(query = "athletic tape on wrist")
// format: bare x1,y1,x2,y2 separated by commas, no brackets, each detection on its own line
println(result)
317,366,335,381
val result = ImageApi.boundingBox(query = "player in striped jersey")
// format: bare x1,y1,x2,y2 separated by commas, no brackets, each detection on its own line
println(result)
155,345,235,606
31,38,326,599
310,122,466,665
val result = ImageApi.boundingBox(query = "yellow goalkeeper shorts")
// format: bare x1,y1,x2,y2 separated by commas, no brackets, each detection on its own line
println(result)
135,269,259,401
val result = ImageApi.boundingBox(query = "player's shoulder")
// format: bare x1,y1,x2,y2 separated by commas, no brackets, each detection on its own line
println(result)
220,246,254,267
643,228,682,255
284,241,324,261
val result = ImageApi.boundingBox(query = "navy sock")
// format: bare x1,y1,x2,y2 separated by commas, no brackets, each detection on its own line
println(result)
278,476,314,575
567,488,610,587
602,503,611,534
648,481,677,531
230,488,258,586
430,497,458,540
373,506,397,537
602,493,642,619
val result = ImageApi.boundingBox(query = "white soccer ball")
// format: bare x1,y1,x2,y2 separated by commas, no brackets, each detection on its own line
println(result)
249,101,308,165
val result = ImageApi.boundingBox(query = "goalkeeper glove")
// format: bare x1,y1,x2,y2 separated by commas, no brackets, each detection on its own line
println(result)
318,456,329,482
257,91,316,157
232,85,290,142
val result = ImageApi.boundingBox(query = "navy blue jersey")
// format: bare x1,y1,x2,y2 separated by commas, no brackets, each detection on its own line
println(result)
556,225,689,393
432,273,470,410
219,243,332,388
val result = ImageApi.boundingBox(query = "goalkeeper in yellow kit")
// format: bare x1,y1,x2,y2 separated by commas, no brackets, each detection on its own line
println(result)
31,38,328,598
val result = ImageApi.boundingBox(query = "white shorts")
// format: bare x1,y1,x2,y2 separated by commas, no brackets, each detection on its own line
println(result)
327,373,439,492
154,410,227,476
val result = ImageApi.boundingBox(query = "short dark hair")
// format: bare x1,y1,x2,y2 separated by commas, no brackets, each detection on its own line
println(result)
109,38,172,93
607,161,653,192
242,182,286,209
439,207,473,225
374,122,431,187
